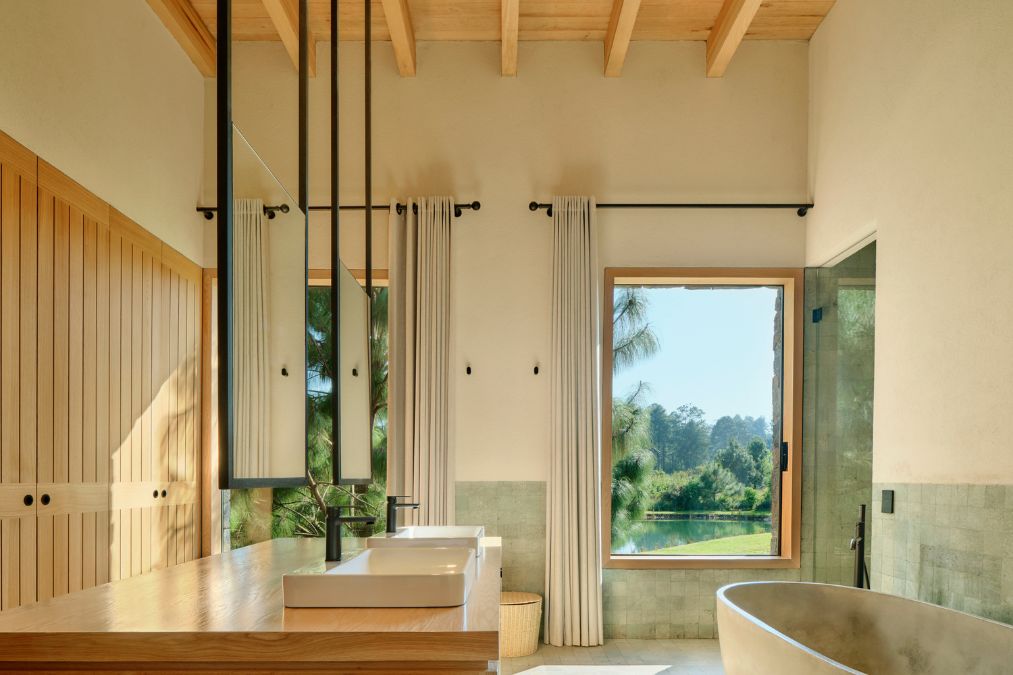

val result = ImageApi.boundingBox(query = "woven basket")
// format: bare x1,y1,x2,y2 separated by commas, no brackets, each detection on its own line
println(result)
499,592,542,658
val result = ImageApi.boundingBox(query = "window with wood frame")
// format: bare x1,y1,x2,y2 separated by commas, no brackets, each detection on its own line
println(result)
603,269,802,569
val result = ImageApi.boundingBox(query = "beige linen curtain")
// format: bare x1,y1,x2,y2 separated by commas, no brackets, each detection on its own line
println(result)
545,195,604,647
388,197,455,526
233,198,271,478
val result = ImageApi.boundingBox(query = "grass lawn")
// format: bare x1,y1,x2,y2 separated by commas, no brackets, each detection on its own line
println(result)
644,510,770,518
644,532,773,555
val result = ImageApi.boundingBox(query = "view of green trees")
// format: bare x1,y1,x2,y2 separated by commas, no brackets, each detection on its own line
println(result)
227,281,777,555
610,287,776,555
228,286,389,549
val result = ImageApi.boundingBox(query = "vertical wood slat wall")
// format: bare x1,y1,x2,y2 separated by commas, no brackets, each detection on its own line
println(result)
0,130,202,609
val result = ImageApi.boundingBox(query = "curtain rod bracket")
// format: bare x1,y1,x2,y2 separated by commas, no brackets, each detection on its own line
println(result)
197,204,290,220
529,201,553,217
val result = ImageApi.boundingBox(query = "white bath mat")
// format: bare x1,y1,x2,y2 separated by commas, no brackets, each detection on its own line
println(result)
515,667,668,674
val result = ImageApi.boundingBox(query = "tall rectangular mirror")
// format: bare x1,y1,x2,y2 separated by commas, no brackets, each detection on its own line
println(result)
219,125,308,487
336,263,371,484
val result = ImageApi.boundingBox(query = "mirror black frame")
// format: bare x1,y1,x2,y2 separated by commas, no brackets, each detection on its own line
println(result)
331,0,373,486
217,0,311,489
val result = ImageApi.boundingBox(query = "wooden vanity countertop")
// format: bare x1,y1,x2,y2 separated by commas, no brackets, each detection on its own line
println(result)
0,537,503,672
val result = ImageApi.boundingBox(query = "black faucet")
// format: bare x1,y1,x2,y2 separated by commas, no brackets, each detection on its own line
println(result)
385,495,420,534
325,505,376,562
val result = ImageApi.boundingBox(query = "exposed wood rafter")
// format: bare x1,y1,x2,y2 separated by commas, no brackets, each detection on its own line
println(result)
379,0,417,77
262,0,317,77
604,0,642,77
706,0,763,77
501,0,519,77
146,0,216,77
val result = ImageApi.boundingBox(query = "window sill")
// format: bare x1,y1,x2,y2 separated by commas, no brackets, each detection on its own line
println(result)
604,554,800,570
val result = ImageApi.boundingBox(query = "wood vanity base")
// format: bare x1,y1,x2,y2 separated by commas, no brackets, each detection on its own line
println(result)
0,660,496,674
0,538,502,673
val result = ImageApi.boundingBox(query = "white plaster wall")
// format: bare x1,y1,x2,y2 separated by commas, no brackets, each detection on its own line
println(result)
808,0,1013,484
210,40,809,481
0,0,206,264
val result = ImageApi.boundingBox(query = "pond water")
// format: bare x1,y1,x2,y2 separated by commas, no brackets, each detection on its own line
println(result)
613,518,771,554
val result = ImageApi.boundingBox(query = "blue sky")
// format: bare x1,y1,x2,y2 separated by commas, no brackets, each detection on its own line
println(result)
612,286,780,424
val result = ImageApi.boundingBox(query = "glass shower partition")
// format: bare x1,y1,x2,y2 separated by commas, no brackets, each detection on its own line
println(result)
805,242,877,586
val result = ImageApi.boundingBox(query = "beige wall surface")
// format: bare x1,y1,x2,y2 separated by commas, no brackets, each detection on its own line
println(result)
808,0,1013,483
211,40,809,481
0,0,206,264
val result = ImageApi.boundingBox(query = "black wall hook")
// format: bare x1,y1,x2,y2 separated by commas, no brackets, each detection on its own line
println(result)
466,365,472,375
281,367,289,377
534,365,540,375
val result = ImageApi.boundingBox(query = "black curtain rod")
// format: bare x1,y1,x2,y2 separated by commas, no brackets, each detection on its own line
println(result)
528,201,813,218
198,200,481,219
309,200,481,217
197,204,290,220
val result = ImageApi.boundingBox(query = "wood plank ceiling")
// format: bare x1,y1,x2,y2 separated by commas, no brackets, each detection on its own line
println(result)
151,0,835,78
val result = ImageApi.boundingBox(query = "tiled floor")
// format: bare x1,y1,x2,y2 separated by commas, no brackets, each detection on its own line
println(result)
501,639,724,674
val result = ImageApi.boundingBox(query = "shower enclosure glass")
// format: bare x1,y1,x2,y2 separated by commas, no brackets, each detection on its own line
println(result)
805,242,876,586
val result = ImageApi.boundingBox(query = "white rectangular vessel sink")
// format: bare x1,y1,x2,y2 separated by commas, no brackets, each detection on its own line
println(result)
283,547,477,608
366,525,486,557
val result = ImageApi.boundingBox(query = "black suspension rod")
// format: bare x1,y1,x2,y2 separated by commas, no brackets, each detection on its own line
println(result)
330,0,342,486
299,0,308,214
364,0,372,297
528,201,813,218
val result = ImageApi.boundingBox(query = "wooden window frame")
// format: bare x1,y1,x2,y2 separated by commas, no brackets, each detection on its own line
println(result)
307,269,389,287
602,267,803,570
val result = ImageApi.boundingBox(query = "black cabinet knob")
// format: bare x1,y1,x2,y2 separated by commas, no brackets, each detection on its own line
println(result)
23,494,33,506
161,489,167,498
40,494,51,506
153,490,159,498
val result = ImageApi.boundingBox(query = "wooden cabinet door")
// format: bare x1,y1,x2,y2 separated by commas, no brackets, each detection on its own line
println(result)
163,257,202,566
35,168,112,599
0,132,39,610
107,217,202,577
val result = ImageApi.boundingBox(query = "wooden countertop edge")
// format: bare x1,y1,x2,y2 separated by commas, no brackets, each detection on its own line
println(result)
0,630,500,663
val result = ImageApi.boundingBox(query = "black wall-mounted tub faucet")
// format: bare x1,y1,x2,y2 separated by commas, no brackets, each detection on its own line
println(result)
325,505,376,562
386,495,420,534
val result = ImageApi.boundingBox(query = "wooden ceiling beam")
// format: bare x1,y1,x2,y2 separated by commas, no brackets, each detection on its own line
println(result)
262,0,316,77
706,0,763,77
604,0,642,77
379,0,417,77
501,0,519,76
146,0,216,77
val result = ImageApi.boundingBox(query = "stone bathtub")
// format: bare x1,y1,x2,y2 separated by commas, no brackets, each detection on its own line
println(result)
716,581,1013,674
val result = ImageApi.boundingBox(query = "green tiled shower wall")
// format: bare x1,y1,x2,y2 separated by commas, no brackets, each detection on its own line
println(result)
871,483,1013,625
804,246,877,587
